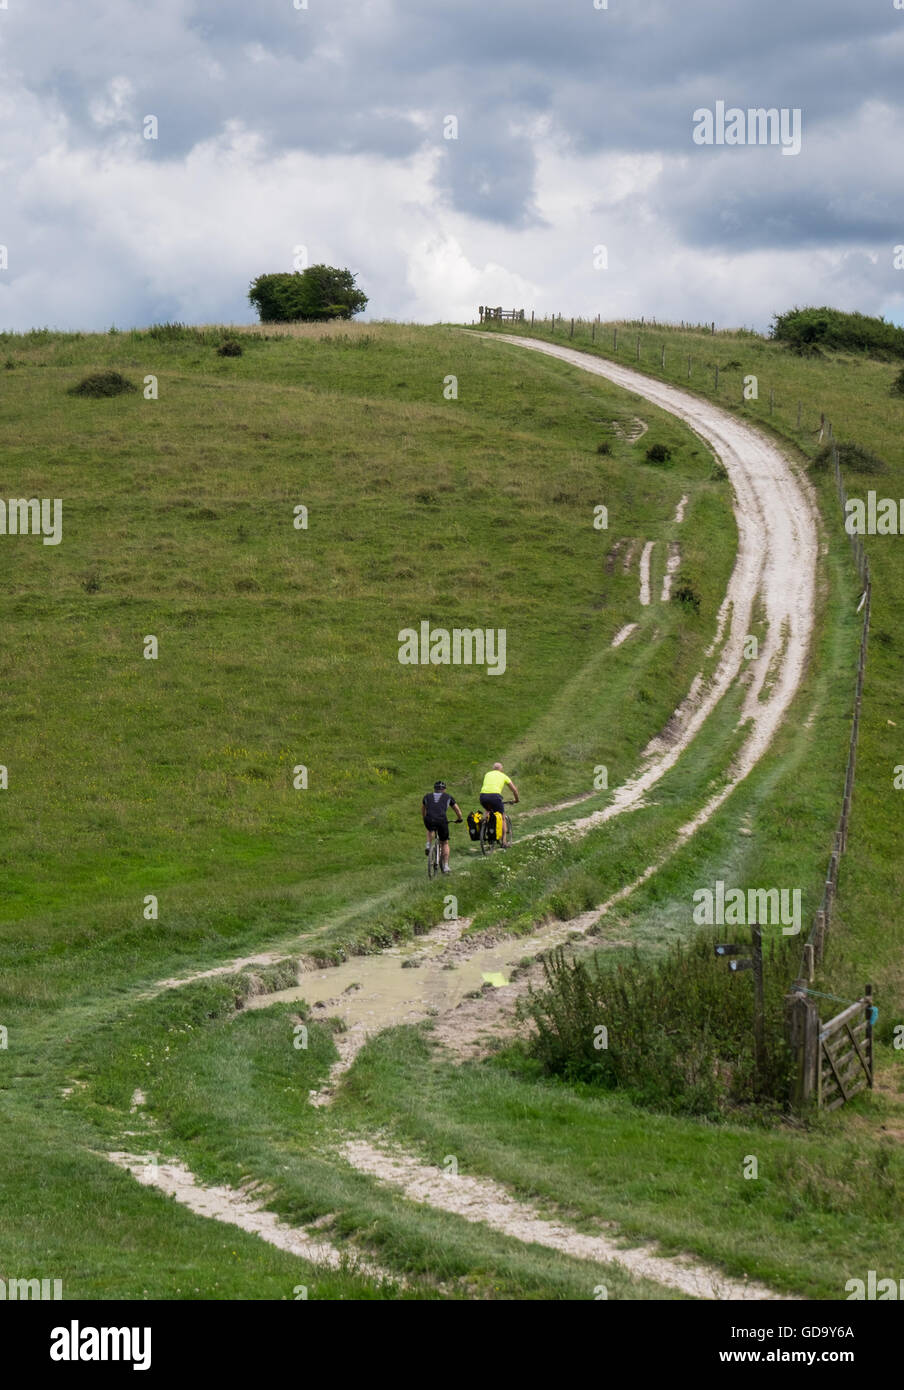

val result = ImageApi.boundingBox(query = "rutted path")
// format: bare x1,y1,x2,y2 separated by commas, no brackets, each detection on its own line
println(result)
661,542,681,601
638,540,655,606
342,1140,792,1301
483,335,818,835
107,1151,398,1285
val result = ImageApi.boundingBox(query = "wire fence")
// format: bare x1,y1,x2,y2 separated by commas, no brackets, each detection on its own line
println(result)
493,314,862,447
792,442,871,987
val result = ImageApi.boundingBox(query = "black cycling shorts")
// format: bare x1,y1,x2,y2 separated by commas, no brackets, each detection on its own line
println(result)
479,793,505,816
425,818,450,842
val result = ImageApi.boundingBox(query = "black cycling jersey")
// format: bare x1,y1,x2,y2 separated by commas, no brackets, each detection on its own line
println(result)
423,791,455,821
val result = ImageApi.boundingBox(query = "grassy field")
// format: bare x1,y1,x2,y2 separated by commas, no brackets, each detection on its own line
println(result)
0,317,900,1300
0,323,732,980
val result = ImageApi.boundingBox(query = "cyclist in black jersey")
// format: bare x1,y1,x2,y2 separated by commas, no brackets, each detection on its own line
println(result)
422,780,463,874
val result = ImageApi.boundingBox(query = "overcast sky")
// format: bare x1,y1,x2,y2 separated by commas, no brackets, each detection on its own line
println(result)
1,0,901,332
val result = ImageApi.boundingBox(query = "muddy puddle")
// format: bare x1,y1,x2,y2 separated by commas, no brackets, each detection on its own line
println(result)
243,917,581,1035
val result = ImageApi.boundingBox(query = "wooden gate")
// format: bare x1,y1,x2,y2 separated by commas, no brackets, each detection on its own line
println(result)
787,984,874,1110
478,306,525,324
818,989,874,1110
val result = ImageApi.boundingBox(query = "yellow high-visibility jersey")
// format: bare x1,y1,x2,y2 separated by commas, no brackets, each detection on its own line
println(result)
480,770,512,796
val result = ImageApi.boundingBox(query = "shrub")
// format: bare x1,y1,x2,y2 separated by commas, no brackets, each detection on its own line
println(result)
645,442,672,463
710,461,729,481
518,934,796,1117
68,371,137,398
891,367,904,396
596,441,611,455
218,338,243,357
672,578,701,611
771,306,904,360
811,441,888,476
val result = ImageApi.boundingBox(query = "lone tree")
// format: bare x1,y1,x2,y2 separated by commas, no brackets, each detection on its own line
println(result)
248,265,368,323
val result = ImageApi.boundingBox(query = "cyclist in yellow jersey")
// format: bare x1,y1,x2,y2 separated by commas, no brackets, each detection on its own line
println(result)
479,762,520,828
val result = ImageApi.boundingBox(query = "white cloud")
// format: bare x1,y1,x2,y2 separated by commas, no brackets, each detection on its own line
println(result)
88,77,136,130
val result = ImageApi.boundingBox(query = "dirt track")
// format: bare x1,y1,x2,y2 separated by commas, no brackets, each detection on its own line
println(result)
486,335,819,838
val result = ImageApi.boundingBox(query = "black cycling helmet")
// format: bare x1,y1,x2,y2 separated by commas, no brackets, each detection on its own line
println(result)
434,780,447,791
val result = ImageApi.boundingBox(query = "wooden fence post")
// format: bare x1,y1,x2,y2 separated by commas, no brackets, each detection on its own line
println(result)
613,327,618,352
752,925,766,1091
787,986,819,1111
660,344,665,368
570,317,574,338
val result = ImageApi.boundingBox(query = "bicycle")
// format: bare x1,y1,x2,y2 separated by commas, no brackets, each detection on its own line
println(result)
479,800,514,856
427,821,459,879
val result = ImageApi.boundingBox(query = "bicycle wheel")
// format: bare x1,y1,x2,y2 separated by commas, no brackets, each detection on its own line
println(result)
427,837,439,879
479,815,491,855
